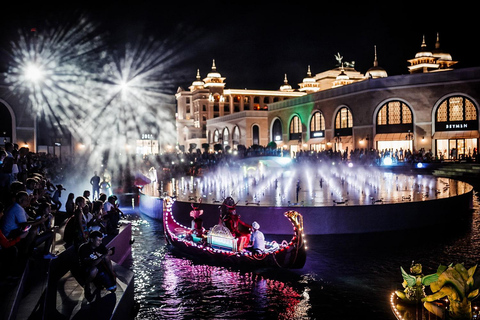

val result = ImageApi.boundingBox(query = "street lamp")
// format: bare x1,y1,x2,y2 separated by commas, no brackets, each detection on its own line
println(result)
405,130,414,151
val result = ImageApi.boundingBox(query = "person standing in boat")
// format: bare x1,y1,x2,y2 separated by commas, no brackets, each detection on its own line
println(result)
190,202,204,237
248,221,265,253
221,197,251,250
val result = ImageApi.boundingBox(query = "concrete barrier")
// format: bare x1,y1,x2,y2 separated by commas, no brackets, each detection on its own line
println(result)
140,188,474,235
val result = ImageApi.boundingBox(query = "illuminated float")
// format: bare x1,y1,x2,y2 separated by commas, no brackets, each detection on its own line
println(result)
163,197,307,269
391,262,480,320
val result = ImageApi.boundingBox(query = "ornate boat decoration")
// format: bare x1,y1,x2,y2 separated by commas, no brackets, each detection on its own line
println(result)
163,197,306,269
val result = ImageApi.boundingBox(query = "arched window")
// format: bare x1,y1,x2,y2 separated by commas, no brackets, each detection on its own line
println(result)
436,96,478,131
310,111,325,138
272,119,282,142
335,107,353,129
232,126,240,145
222,127,229,145
334,107,353,137
289,115,302,141
252,125,260,145
376,100,413,133
214,130,220,143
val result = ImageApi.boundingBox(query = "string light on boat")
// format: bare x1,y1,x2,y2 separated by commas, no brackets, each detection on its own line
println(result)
390,292,404,320
165,197,305,264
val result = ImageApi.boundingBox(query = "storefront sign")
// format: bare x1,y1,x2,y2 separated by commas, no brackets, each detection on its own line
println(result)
445,123,468,129
310,130,325,138
436,121,478,131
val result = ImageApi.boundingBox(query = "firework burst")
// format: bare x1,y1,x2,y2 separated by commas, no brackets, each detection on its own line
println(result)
4,13,185,181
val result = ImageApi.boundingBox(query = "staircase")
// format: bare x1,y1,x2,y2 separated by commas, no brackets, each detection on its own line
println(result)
432,163,480,181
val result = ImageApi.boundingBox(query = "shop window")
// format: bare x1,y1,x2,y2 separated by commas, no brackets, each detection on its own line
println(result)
310,111,325,139
435,96,478,131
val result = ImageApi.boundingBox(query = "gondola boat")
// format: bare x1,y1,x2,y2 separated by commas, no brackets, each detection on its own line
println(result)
163,197,307,269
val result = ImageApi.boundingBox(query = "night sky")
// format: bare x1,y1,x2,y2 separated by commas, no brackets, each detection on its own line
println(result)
1,1,477,92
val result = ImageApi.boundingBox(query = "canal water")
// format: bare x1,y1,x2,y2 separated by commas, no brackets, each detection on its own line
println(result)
125,183,480,319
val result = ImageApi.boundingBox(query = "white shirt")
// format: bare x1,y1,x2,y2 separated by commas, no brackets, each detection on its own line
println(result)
251,229,265,251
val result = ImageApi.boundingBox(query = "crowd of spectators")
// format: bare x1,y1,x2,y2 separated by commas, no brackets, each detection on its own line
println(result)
0,142,123,284
0,140,476,278
146,145,474,180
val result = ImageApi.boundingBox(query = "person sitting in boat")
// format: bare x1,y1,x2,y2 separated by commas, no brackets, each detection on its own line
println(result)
189,202,204,238
221,197,252,251
248,221,265,253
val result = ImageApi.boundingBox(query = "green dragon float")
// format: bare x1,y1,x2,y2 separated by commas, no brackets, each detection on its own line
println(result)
393,262,480,320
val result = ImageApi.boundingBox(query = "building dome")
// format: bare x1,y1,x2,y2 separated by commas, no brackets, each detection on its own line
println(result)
302,65,316,83
431,33,453,61
415,35,433,58
189,69,205,91
298,65,321,93
365,45,388,79
203,59,226,89
280,74,294,92
336,68,349,81
206,60,222,78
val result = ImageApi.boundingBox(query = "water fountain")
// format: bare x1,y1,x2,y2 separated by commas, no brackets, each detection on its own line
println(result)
140,156,474,235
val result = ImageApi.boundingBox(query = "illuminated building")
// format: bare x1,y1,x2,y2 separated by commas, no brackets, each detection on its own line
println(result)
407,33,458,74
175,60,306,152
176,35,480,160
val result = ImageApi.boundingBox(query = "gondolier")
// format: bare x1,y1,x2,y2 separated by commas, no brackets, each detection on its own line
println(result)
163,197,306,269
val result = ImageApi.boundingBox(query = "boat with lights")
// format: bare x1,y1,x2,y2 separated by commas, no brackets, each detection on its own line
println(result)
163,197,306,269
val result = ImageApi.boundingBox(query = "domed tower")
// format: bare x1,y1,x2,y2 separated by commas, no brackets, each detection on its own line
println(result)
365,45,388,79
280,74,294,92
189,69,205,91
407,35,438,73
332,65,353,88
203,59,226,95
431,32,458,71
298,65,321,93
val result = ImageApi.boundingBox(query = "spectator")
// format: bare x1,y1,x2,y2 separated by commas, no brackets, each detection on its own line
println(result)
73,196,88,249
65,192,75,216
25,201,57,259
103,195,123,235
51,184,65,212
0,191,51,260
90,171,100,200
0,201,28,249
78,230,116,301
83,190,92,212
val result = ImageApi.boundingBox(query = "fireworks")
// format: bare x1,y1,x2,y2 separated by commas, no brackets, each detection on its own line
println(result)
3,13,179,172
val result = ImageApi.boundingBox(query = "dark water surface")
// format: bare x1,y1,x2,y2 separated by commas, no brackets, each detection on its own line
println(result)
126,185,480,319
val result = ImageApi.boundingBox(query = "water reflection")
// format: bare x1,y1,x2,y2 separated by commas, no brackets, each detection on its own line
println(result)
128,184,480,319
129,214,313,319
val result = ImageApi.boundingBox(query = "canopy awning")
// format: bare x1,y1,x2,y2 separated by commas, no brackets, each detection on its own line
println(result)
433,130,480,139
374,132,411,141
